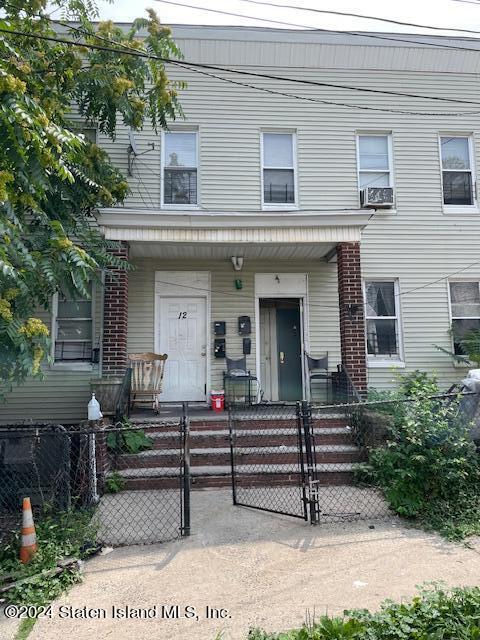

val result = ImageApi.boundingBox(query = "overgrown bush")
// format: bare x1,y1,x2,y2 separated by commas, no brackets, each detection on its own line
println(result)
106,420,153,455
0,509,97,606
105,470,126,494
247,584,480,639
357,371,480,539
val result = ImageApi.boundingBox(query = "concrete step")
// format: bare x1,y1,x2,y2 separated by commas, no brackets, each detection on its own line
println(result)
147,427,353,450
137,416,348,434
122,470,354,490
118,445,363,469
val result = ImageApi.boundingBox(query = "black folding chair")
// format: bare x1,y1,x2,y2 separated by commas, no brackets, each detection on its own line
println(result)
305,352,330,401
223,356,258,407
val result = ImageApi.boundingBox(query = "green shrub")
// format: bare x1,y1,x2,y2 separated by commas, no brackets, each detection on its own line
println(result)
359,371,480,539
0,509,97,606
106,420,153,455
105,470,126,493
247,584,480,639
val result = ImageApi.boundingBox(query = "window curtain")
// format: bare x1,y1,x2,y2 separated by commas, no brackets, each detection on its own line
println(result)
366,282,395,317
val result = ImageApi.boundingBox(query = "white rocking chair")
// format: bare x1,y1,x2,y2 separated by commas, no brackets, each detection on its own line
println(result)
128,352,168,414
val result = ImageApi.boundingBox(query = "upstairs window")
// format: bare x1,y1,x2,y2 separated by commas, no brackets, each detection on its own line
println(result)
449,281,480,355
80,127,97,144
262,132,296,205
163,131,198,206
357,134,392,189
54,284,93,362
440,136,475,207
365,280,401,360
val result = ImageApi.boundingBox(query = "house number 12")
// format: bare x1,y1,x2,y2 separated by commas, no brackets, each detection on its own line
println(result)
178,312,187,319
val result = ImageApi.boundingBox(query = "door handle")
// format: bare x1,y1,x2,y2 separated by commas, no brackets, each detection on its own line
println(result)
279,351,285,364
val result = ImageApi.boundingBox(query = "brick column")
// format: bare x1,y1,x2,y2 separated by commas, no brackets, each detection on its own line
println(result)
102,242,129,376
336,242,367,393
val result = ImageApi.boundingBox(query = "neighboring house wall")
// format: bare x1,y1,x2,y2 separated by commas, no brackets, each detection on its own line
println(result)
0,285,103,424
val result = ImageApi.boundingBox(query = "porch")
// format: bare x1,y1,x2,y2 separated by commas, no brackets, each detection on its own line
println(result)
98,207,371,402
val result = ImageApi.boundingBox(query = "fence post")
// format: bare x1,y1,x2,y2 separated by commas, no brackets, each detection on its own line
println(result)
301,401,319,525
296,402,309,522
228,406,237,505
181,402,191,537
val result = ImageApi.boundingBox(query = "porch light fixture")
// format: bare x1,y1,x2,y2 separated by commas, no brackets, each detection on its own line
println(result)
231,256,244,271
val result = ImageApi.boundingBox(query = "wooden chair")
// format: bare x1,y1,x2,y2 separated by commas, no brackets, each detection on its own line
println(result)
127,353,168,414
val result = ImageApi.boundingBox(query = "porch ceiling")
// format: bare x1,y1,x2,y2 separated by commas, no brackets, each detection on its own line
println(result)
129,241,337,260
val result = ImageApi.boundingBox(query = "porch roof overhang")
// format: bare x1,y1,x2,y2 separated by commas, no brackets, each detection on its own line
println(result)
98,208,372,247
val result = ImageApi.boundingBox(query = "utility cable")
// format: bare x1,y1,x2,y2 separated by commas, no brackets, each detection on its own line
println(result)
236,0,480,36
153,0,480,53
3,21,480,109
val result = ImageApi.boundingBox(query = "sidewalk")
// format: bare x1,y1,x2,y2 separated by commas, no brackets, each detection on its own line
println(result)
5,489,480,640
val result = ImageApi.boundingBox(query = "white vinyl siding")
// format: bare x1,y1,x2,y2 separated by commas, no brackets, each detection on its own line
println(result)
365,280,403,366
439,135,477,211
448,281,480,356
261,132,297,208
127,258,340,393
162,130,198,207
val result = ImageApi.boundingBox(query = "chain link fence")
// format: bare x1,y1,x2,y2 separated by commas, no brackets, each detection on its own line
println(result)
229,389,480,525
230,402,308,520
0,413,190,547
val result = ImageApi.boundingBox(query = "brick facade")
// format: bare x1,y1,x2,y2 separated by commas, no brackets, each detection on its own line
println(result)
102,242,129,376
336,242,367,393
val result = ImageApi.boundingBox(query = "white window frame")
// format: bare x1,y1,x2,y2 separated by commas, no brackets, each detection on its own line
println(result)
79,127,98,144
447,279,480,361
260,130,298,210
438,133,478,214
161,127,200,210
363,278,404,368
356,132,395,198
50,286,95,371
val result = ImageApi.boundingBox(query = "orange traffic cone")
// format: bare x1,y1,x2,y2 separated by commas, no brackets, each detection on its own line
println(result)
19,497,37,564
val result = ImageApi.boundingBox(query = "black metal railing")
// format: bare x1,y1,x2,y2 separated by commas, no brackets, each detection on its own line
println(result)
164,168,197,204
332,363,362,404
263,183,295,203
114,367,132,423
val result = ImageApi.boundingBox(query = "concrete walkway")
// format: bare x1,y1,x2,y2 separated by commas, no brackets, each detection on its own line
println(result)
7,490,480,640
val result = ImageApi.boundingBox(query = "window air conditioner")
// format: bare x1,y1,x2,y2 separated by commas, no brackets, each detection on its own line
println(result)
360,186,395,209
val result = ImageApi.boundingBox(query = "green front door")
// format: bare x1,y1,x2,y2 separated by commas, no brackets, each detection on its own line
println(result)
276,306,303,401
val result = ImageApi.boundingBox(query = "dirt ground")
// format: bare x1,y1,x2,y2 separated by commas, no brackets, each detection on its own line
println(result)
2,489,480,640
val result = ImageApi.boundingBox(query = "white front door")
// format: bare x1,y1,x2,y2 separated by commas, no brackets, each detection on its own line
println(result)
157,296,207,401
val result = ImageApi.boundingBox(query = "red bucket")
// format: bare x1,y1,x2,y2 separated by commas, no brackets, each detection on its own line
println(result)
211,390,225,413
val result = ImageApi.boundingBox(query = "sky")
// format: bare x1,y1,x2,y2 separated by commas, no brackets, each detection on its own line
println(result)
90,0,480,36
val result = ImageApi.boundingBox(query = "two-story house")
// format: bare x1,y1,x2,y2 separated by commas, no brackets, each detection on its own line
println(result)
3,25,480,422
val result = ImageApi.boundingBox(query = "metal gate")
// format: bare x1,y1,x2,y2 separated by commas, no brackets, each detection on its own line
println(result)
228,401,320,523
229,400,390,525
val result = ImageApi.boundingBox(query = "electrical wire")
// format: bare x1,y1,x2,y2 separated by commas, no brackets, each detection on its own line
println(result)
146,253,480,307
169,59,480,116
236,0,480,36
9,16,480,108
153,0,480,53
4,16,480,113
4,25,480,116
